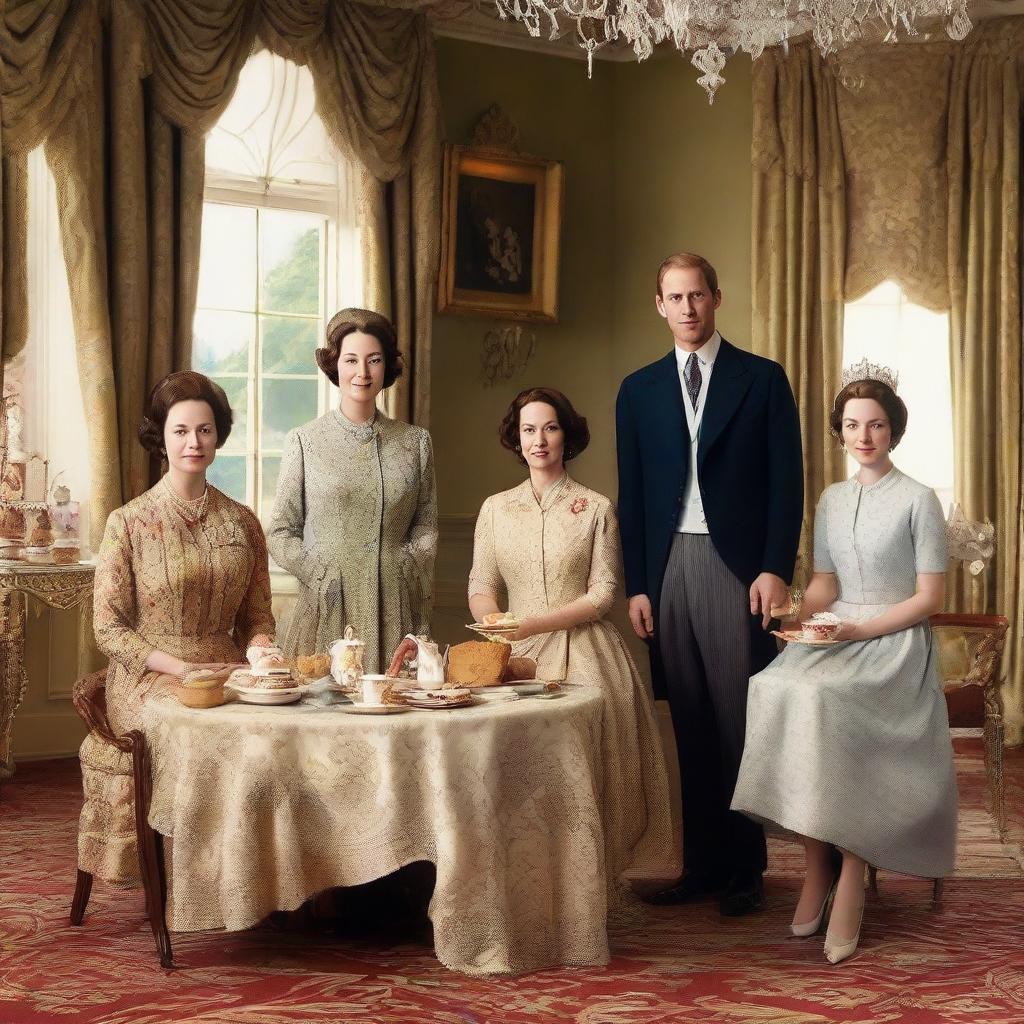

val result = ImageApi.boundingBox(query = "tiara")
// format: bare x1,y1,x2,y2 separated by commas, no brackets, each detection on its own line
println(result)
840,358,899,393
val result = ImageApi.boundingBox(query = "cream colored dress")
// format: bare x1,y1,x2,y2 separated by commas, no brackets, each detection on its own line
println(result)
83,480,275,883
469,475,673,880
267,410,437,672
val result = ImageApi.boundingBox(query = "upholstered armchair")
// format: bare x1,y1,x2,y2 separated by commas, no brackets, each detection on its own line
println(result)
70,668,173,968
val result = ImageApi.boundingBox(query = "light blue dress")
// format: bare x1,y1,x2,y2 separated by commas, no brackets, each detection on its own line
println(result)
731,468,958,877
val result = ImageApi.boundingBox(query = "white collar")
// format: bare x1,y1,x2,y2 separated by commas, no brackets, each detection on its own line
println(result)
674,330,722,371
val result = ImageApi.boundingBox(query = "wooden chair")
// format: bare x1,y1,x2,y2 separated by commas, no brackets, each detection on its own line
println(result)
69,669,174,968
867,612,1010,909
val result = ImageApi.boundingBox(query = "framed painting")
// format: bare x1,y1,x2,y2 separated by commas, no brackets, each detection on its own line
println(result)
437,144,564,323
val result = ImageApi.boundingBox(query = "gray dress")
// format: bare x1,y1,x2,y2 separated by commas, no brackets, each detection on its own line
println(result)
267,410,437,672
731,467,957,878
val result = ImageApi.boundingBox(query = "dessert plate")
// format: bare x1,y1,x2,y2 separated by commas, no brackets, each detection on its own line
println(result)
469,682,544,696
771,630,847,647
466,622,519,641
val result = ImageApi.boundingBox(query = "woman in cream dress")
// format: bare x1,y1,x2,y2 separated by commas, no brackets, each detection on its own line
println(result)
731,373,957,965
86,371,275,883
267,309,437,672
469,387,673,881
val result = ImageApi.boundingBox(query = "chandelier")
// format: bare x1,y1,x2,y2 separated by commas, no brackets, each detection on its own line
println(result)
492,1,974,101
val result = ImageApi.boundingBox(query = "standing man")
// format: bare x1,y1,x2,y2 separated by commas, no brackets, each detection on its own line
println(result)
616,252,803,916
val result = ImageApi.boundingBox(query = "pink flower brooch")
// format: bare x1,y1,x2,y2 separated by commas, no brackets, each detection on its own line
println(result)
569,497,589,516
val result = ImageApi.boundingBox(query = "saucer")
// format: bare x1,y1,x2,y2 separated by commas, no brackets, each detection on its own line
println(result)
771,630,846,647
338,703,409,715
469,682,544,696
230,684,304,705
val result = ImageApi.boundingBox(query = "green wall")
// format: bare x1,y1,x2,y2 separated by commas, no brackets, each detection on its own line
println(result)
432,37,754,516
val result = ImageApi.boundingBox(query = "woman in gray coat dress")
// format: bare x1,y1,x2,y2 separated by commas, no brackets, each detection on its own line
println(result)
732,370,956,966
267,308,437,673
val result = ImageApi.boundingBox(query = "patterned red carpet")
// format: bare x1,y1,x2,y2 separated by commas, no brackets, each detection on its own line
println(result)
2,741,1022,1024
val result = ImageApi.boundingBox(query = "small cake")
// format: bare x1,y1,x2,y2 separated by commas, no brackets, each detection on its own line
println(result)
23,506,52,547
503,656,537,681
0,504,25,540
51,538,80,564
482,611,519,627
446,641,510,686
296,653,331,678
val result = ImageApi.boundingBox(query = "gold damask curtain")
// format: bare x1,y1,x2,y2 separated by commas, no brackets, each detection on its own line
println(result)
945,22,1024,743
1,0,443,547
751,46,847,581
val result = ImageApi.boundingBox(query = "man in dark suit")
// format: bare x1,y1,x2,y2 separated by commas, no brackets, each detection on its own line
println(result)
616,252,803,916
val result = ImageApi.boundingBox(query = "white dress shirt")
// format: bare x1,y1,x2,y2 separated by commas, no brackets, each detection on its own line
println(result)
675,330,721,533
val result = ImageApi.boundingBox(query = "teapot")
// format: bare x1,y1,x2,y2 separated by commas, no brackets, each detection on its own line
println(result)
329,625,365,688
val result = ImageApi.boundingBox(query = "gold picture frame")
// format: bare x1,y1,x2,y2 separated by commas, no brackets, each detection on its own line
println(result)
437,144,564,323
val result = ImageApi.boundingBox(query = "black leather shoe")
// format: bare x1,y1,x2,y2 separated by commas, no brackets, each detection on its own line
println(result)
720,873,765,916
643,872,727,906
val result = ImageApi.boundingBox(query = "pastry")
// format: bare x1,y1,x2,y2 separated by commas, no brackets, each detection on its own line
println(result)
503,656,537,681
296,653,331,678
481,611,519,627
446,641,510,686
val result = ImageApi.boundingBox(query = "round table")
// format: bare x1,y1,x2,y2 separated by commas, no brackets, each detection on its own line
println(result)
142,687,611,975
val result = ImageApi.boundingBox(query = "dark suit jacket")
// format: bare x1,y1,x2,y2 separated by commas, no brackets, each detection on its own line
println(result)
615,339,804,697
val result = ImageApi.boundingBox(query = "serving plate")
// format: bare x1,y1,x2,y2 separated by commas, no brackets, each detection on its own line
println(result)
465,622,519,641
229,684,304,705
469,681,544,696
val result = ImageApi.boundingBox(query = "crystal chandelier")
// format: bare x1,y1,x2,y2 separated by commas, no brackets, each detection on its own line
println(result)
492,0,974,101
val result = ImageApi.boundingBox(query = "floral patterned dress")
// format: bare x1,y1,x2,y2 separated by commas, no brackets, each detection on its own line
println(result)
469,475,673,880
81,480,275,884
267,410,437,672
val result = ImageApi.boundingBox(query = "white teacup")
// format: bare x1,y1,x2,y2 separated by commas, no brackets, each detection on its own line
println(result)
358,674,391,706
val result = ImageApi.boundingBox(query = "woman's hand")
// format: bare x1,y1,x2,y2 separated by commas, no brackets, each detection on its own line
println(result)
509,617,541,642
832,621,861,642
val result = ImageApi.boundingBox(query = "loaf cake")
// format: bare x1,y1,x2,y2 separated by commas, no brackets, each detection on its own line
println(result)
446,641,510,686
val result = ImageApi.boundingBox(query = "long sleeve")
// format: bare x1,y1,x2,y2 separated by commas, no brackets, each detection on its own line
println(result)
405,429,438,634
584,500,621,618
761,361,804,583
93,509,152,677
266,429,329,588
468,496,501,600
233,508,276,647
615,380,647,597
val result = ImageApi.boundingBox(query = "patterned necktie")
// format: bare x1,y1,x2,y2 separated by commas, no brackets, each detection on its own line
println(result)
684,352,702,411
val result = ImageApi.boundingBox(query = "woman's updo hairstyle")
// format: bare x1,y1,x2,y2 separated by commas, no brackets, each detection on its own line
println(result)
138,371,233,454
829,378,908,450
498,386,591,466
315,307,403,389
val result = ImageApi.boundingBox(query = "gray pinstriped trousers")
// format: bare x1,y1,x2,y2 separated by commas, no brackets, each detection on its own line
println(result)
659,533,769,880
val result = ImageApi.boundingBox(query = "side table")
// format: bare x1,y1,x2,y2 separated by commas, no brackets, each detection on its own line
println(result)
0,562,95,782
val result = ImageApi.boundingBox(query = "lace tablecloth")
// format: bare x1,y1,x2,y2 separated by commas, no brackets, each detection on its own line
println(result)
142,688,609,975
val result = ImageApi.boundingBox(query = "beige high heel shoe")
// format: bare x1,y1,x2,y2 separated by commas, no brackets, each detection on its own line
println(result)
790,878,838,938
823,895,865,964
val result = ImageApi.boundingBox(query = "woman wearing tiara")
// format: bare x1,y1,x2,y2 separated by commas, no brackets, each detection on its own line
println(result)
731,365,957,965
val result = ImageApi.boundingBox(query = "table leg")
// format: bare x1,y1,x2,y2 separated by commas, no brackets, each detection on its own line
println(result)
0,590,28,783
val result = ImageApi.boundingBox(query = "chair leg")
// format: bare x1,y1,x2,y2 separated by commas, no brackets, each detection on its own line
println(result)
70,868,93,925
866,864,878,895
931,877,944,911
130,730,174,969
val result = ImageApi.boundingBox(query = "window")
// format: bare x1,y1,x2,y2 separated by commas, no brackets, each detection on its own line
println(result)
842,282,954,512
194,50,361,522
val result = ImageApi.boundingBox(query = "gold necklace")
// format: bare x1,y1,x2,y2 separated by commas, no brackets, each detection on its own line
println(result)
163,477,209,523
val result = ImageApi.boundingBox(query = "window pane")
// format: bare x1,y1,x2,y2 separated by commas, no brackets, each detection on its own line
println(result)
260,455,281,522
261,210,322,315
261,378,318,448
210,375,248,454
208,453,247,504
261,315,319,375
196,204,257,311
193,309,253,376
